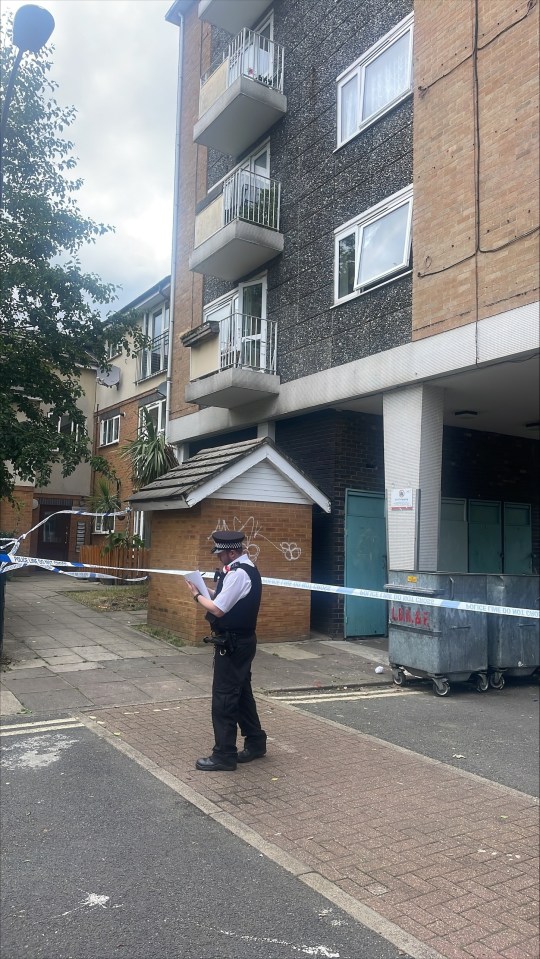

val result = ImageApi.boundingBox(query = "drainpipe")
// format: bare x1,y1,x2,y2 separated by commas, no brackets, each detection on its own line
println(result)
165,11,185,459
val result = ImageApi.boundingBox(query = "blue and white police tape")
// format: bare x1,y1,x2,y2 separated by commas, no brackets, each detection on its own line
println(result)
1,552,538,620
0,553,147,583
3,509,131,557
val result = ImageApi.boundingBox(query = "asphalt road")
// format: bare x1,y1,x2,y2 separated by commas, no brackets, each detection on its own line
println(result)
297,677,540,797
1,721,410,959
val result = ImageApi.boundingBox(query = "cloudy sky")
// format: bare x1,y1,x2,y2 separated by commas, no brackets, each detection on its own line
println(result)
2,0,179,312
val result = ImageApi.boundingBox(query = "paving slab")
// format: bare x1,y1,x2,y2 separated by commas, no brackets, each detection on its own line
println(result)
40,653,87,666
130,679,209,701
15,688,94,711
9,659,47,670
48,662,107,674
85,699,540,959
73,682,157,707
68,646,120,662
0,688,24,716
1,674,73,693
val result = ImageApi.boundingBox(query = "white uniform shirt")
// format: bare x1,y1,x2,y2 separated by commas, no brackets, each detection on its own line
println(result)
212,555,255,614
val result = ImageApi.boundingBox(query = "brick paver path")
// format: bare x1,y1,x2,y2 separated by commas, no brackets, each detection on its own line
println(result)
90,697,539,959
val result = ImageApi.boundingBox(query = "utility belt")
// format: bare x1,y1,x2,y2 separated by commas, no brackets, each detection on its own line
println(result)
203,628,256,656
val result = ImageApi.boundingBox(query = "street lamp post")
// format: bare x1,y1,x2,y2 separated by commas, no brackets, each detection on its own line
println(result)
0,3,54,654
0,3,55,206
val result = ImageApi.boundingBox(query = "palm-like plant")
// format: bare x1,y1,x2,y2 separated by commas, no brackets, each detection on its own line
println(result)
89,477,122,518
120,408,177,490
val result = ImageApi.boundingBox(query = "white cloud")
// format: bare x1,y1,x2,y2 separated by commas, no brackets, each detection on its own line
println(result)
2,0,179,310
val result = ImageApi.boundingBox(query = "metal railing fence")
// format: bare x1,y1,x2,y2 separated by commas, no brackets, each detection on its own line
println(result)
218,313,277,374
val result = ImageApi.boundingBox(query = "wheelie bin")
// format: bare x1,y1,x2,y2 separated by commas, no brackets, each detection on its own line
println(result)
386,572,488,697
486,574,540,689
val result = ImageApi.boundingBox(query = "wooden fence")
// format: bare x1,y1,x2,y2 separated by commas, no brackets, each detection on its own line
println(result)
79,545,150,580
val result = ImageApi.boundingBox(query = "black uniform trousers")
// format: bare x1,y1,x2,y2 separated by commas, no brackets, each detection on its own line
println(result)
211,635,266,762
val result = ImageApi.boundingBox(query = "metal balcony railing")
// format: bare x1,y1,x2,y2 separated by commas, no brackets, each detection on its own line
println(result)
218,313,277,374
137,331,169,382
201,28,284,96
223,169,281,231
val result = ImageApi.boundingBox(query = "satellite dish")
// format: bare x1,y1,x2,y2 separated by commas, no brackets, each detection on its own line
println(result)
97,365,120,388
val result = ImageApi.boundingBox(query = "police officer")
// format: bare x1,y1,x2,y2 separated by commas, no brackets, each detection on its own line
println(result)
186,530,267,772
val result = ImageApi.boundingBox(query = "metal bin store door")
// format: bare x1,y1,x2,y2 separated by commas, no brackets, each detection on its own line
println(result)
345,490,387,637
469,500,502,573
503,503,533,574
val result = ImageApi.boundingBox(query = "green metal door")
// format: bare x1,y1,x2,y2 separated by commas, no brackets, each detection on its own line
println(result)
439,498,468,571
469,500,502,573
504,503,532,573
345,491,387,637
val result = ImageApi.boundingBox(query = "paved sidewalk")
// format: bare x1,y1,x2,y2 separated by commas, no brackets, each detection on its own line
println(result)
87,699,539,959
2,572,539,959
0,572,388,715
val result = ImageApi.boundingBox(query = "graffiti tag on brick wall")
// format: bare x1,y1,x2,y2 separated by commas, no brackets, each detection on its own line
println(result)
211,517,301,562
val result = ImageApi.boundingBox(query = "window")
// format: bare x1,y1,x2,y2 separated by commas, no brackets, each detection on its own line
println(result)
58,414,84,441
94,513,115,534
133,510,146,543
337,13,413,147
48,411,84,446
139,399,166,435
222,144,279,231
203,277,269,372
106,339,120,360
139,305,170,380
99,415,120,446
334,185,413,303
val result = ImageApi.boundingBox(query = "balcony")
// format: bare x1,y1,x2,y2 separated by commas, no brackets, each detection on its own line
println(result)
137,332,169,382
194,29,286,157
183,313,280,408
190,169,284,281
198,0,273,35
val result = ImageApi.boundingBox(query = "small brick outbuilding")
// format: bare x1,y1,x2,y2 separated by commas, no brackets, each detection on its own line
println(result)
129,438,331,645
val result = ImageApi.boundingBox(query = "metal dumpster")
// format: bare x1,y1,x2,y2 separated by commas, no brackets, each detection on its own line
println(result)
387,572,488,697
486,575,540,689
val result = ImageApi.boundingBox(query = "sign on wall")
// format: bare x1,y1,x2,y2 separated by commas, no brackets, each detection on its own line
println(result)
390,488,414,510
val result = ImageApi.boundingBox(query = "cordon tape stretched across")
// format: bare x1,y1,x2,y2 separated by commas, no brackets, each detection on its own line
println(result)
1,551,538,620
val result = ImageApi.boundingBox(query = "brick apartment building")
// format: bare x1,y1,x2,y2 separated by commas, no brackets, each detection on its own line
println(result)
92,277,172,546
143,0,539,639
0,278,171,563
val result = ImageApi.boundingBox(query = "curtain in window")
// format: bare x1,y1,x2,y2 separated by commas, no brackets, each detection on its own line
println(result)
362,31,410,122
340,74,358,142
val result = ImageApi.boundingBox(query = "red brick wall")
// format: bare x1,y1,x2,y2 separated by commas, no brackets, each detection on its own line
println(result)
147,498,313,644
0,488,34,556
92,392,160,541
412,0,539,338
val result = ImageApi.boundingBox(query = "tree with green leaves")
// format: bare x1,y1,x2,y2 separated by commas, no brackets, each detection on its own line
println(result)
0,14,144,503
121,408,177,491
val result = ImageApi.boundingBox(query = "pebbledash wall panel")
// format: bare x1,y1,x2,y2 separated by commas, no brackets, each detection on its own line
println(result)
202,0,414,383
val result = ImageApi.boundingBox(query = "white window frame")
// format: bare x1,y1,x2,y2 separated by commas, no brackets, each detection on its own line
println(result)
334,185,413,305
58,414,84,442
133,510,145,541
106,339,121,360
139,399,166,436
336,13,413,149
203,275,268,372
94,513,116,535
99,415,120,447
138,305,170,381
48,411,84,448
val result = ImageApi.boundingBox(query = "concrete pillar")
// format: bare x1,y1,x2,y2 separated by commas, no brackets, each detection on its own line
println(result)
383,384,444,571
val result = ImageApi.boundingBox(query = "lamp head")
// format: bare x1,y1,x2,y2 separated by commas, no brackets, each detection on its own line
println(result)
13,4,55,54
